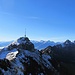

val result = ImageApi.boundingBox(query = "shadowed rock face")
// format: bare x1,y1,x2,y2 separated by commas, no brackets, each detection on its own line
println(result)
0,37,58,75
42,40,75,75
41,46,51,54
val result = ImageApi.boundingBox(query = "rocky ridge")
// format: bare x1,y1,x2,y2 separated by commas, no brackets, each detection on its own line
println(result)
0,37,57,75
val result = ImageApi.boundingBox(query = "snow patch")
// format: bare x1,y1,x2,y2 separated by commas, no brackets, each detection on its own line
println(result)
6,51,18,60
0,49,18,60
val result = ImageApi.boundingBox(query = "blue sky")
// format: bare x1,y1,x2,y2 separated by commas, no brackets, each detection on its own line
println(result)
0,0,75,42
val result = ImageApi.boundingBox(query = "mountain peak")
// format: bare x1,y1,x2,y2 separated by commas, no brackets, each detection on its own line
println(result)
0,37,57,75
16,37,30,45
7,37,34,51
64,40,72,46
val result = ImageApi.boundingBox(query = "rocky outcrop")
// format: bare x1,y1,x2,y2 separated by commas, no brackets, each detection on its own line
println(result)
41,46,51,54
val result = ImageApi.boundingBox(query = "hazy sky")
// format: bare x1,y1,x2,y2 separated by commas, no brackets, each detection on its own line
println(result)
0,0,75,42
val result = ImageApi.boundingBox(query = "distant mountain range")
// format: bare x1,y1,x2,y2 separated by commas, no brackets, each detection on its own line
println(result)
31,40,61,50
0,40,61,50
0,41,13,48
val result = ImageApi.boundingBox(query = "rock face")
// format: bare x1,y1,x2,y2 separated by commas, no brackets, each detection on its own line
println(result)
42,40,75,75
0,37,57,75
41,46,51,54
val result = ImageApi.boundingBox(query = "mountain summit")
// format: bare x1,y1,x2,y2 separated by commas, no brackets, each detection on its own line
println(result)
8,37,34,51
